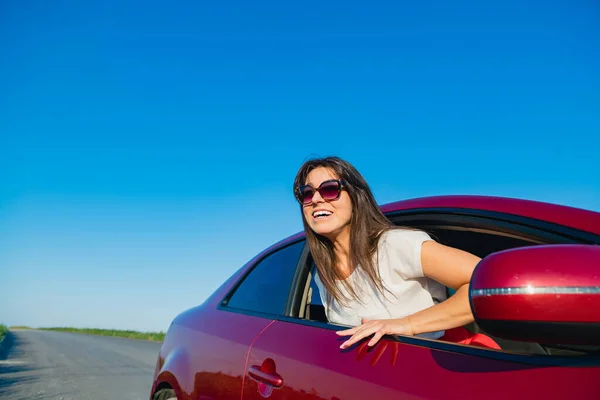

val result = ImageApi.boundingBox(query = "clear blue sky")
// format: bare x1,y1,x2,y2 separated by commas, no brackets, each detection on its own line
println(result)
2,0,599,332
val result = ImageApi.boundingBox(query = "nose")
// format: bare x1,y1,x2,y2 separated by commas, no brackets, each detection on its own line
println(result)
310,189,326,204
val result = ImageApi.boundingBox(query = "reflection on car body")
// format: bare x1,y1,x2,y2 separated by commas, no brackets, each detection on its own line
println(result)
150,195,600,400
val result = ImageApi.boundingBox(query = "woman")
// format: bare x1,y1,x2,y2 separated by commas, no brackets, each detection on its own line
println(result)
293,156,480,349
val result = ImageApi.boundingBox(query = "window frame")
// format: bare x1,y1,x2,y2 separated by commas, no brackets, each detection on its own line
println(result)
217,206,600,366
218,237,309,319
287,208,599,321
279,207,600,366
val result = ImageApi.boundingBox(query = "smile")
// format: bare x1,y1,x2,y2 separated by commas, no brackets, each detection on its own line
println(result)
312,210,333,219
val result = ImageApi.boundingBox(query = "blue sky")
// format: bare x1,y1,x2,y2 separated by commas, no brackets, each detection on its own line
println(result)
2,0,599,332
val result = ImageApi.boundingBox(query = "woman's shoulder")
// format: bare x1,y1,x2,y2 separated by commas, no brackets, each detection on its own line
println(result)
379,227,433,247
377,227,434,278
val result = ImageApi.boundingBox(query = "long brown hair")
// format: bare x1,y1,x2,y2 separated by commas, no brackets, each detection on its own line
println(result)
293,156,395,307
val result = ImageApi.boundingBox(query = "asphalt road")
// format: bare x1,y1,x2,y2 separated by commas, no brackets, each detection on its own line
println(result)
0,329,162,400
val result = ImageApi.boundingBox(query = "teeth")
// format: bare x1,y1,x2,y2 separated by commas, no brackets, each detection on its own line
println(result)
313,210,333,218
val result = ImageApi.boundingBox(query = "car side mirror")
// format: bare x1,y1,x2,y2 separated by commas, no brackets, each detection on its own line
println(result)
469,244,600,345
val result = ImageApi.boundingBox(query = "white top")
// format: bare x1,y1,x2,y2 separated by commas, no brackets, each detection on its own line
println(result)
314,228,448,339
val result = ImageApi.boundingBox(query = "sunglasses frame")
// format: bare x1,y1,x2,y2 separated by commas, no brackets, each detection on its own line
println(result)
295,179,346,206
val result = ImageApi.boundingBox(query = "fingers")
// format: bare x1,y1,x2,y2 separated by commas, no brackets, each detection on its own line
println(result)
340,328,372,348
337,319,389,349
336,317,370,336
340,325,384,349
335,326,359,336
367,330,385,347
336,316,375,336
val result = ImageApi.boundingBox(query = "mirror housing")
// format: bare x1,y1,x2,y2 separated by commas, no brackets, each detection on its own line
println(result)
469,244,600,345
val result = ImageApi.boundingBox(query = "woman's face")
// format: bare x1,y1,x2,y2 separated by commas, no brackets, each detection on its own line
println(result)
302,167,353,242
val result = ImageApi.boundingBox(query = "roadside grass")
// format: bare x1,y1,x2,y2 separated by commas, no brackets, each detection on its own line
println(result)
9,325,32,330
38,327,166,342
0,324,8,341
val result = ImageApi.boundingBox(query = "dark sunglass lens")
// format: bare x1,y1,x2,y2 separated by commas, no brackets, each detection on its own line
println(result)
299,186,314,204
319,181,340,200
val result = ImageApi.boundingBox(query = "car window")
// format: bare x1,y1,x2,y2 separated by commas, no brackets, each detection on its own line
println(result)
308,269,323,306
293,214,600,357
226,240,305,316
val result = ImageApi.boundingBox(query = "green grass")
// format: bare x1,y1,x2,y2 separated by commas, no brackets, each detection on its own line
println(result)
0,324,8,341
38,327,166,342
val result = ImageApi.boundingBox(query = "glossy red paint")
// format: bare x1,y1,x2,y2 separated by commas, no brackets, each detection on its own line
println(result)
472,294,600,323
149,195,600,400
243,320,600,400
470,243,600,344
150,303,275,400
149,234,297,400
471,244,600,289
470,244,600,323
380,195,600,235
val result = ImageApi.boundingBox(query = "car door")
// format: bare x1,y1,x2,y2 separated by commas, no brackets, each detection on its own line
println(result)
243,318,600,400
241,208,600,400
153,237,307,400
201,237,307,400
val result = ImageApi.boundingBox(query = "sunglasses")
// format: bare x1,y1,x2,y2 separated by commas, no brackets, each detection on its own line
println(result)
295,179,345,205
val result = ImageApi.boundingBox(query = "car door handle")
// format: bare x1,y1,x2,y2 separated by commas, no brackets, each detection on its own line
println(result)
248,365,284,388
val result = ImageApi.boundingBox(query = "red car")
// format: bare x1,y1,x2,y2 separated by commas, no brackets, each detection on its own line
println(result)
149,195,600,400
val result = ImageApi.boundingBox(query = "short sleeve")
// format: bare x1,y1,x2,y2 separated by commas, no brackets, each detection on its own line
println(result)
312,270,331,320
379,228,434,279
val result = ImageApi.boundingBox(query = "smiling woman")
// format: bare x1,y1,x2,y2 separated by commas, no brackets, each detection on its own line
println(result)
292,156,480,347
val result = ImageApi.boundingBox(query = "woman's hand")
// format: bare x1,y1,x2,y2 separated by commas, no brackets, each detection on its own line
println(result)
337,241,479,351
336,317,414,349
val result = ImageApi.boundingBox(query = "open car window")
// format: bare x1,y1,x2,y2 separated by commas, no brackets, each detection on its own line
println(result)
291,209,600,357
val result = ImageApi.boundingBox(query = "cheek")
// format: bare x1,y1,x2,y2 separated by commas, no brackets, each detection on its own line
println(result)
302,207,312,222
340,208,353,223
340,197,353,221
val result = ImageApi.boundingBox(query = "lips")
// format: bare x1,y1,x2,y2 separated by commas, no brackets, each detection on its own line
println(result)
312,209,333,219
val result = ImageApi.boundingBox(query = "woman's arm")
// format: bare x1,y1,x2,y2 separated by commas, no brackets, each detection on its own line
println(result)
336,241,480,349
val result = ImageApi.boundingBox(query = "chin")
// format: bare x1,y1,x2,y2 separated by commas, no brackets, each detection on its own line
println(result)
311,224,342,240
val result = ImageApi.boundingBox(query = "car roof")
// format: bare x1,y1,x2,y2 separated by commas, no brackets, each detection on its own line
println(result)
380,195,600,236
279,195,600,249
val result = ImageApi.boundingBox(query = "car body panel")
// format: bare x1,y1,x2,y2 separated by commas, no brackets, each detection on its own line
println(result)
243,320,600,400
380,195,600,236
151,303,275,400
150,195,600,400
150,237,306,400
268,195,600,254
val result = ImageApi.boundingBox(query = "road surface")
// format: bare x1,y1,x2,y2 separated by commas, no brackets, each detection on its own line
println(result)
0,329,162,400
